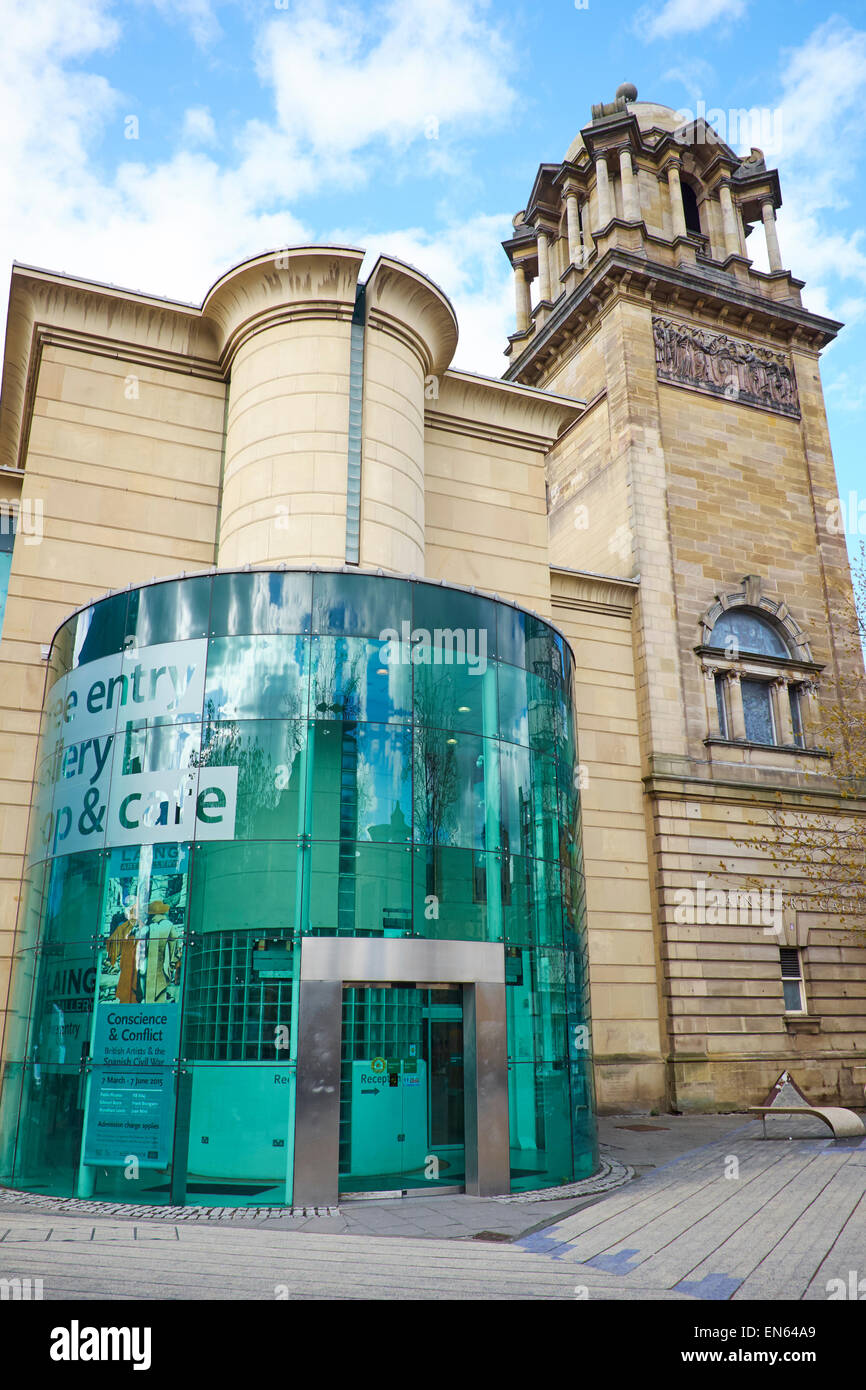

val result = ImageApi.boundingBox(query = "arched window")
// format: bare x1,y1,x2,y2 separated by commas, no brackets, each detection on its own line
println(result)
681,180,702,236
706,610,806,747
708,609,790,659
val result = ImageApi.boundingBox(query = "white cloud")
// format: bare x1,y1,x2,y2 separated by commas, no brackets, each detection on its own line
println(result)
0,0,305,305
825,371,866,413
0,0,515,320
774,18,866,197
257,0,515,158
636,0,747,41
183,106,217,146
142,0,221,48
660,59,717,106
769,20,866,319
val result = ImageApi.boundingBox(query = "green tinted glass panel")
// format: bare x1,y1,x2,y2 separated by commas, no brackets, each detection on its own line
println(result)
79,1064,179,1203
124,720,202,774
311,636,411,724
0,1062,24,1182
126,577,212,647
555,685,577,770
99,843,190,936
413,729,492,850
31,940,96,1070
178,1060,295,1207
27,756,57,865
308,721,411,844
14,860,48,953
413,648,490,736
210,570,312,637
42,851,103,944
312,572,411,638
200,718,306,840
2,952,40,1064
570,1061,598,1179
0,547,13,644
411,845,498,941
563,869,587,942
496,605,565,677
10,1064,86,1197
70,592,129,670
499,741,531,857
498,662,558,753
308,841,412,937
508,1061,574,1191
205,635,309,721
50,618,76,689
503,856,564,948
190,841,298,936
504,946,568,1062
413,585,497,662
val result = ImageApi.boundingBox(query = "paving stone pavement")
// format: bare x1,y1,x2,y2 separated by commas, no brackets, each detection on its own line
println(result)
0,1115,863,1299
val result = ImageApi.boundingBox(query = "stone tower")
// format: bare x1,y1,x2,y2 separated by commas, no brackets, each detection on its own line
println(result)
503,86,866,1111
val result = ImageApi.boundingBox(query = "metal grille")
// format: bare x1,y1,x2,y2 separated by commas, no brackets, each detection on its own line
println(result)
780,948,801,979
184,930,294,1061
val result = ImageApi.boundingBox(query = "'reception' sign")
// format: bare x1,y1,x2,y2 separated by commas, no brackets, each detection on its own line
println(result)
31,640,237,860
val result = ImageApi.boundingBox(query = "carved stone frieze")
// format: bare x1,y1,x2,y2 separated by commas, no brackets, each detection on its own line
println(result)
652,316,800,417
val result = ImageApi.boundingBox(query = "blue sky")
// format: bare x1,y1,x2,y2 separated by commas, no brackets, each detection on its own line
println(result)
2,0,865,557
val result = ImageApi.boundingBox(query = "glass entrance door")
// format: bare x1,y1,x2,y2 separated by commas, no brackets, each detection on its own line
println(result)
339,985,465,1194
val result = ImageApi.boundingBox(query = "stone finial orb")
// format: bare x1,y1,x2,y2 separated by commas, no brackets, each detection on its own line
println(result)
616,82,638,102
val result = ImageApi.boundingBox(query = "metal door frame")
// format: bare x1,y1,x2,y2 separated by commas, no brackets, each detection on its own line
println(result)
292,938,509,1206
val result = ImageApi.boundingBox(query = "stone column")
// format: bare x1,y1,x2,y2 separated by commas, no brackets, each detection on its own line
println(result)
800,682,820,746
619,147,640,222
595,156,613,228
536,228,552,302
666,161,687,240
774,679,795,746
704,667,724,739
578,198,590,267
719,182,741,258
557,233,569,285
761,199,783,271
551,236,562,290
727,671,747,741
565,189,582,266
561,232,571,282
513,263,531,332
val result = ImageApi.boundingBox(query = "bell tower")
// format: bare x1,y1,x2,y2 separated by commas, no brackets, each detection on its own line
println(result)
504,85,866,1112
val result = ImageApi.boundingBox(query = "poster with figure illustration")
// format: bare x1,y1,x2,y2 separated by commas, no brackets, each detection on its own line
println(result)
97,843,188,1006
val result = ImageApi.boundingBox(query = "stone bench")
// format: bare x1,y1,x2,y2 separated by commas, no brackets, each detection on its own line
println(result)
750,1106,866,1140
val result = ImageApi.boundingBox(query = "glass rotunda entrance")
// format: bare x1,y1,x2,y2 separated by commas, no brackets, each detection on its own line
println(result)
0,568,597,1206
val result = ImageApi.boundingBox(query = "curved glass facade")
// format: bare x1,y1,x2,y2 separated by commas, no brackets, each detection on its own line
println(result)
0,569,596,1205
